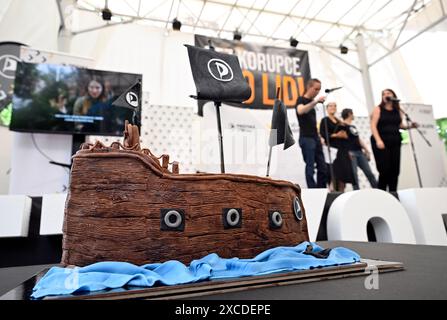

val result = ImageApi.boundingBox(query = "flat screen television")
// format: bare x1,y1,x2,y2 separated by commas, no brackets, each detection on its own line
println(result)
10,62,142,136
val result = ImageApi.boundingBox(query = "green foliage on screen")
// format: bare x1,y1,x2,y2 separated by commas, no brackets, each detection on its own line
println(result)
437,118,447,153
400,129,409,144
0,103,12,127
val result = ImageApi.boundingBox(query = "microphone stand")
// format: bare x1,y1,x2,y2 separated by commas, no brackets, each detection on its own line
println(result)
400,106,432,188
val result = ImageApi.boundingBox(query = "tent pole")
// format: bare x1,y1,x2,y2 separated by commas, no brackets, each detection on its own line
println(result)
56,0,74,53
355,33,375,114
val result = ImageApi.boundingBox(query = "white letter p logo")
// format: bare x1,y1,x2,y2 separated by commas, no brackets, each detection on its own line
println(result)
207,59,234,82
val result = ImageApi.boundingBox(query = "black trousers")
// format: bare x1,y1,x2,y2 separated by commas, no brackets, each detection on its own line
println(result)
371,137,401,192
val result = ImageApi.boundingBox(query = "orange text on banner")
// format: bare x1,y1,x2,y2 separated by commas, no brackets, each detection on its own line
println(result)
242,71,305,108
242,70,255,104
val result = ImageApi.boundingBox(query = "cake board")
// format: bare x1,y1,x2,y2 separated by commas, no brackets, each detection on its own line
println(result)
0,259,403,300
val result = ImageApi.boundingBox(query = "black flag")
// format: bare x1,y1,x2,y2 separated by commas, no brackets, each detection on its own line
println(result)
112,79,141,111
269,99,295,150
185,44,251,103
112,79,142,125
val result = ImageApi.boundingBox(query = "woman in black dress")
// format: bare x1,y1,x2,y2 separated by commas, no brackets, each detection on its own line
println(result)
320,102,354,192
370,89,418,191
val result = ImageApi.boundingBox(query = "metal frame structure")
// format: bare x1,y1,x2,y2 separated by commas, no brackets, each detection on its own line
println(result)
57,0,447,113
66,1,445,53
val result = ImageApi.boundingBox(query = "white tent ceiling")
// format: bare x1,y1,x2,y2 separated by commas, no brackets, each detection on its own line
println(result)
75,0,438,49
72,0,447,78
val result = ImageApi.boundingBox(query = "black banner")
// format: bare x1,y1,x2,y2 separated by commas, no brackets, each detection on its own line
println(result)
195,35,311,111
186,44,251,103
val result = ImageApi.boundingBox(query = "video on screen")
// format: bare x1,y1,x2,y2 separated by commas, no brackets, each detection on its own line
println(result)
10,62,142,136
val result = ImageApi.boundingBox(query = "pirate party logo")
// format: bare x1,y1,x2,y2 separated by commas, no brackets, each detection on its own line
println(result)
0,55,20,79
207,59,233,82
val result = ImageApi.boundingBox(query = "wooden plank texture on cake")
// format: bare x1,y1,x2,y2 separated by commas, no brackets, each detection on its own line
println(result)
61,122,309,266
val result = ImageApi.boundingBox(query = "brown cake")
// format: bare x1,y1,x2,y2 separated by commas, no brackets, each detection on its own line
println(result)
61,122,309,266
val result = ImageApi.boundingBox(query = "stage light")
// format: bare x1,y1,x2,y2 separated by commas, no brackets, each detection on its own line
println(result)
101,1,112,21
340,45,348,54
290,37,299,48
101,8,112,20
233,30,242,41
172,18,182,31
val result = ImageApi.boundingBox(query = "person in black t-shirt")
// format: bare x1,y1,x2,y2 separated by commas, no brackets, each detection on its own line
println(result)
341,108,377,190
295,78,328,188
370,89,418,191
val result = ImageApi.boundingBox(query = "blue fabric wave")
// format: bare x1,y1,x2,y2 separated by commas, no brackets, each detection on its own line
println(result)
31,242,360,299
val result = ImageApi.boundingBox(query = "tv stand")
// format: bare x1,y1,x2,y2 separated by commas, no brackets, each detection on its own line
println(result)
72,134,86,157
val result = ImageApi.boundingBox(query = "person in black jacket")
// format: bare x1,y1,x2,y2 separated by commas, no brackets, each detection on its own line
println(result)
319,102,354,192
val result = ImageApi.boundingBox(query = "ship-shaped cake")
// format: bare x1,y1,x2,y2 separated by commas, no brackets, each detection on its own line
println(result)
61,122,309,266
61,45,309,267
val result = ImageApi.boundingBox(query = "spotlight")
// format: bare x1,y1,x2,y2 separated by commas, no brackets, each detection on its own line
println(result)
172,18,182,31
290,37,299,48
233,29,242,41
339,45,348,54
101,7,112,21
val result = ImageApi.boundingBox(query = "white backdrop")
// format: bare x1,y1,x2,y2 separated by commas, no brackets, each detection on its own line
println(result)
198,103,304,183
399,103,447,188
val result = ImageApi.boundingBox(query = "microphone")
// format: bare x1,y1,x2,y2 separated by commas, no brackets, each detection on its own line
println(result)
386,96,400,102
325,86,343,93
